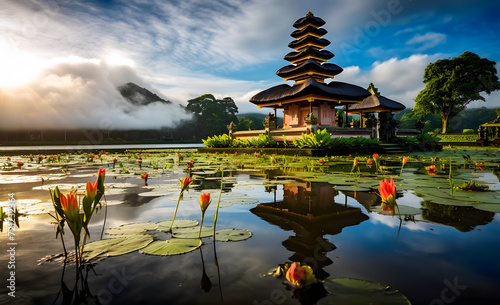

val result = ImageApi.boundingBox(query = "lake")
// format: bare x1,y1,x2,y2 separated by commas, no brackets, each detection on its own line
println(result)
0,148,499,304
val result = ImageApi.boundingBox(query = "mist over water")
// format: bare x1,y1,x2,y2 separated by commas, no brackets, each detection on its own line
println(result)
0,57,192,130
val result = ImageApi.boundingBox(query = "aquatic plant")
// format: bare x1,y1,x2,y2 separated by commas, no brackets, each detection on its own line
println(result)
168,176,192,232
379,177,398,216
198,193,211,238
286,262,316,287
400,156,408,176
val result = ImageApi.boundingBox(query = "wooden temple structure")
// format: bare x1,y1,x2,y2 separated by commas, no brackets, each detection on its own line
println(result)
231,12,419,142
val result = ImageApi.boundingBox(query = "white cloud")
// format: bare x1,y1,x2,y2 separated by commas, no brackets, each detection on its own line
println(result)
406,32,447,51
0,57,192,130
337,54,443,108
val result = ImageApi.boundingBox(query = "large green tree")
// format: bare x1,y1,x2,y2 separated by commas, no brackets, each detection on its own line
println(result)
414,51,500,133
185,94,239,139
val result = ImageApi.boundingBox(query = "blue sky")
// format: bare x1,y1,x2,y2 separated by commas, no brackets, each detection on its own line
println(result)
1,0,500,129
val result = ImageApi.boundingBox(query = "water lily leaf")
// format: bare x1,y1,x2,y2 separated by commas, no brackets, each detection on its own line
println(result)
157,219,199,232
83,235,154,261
140,238,201,255
335,186,371,192
106,222,159,235
172,226,214,238
319,278,411,305
472,203,500,213
215,228,252,242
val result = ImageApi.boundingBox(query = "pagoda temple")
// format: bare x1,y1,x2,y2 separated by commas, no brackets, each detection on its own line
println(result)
249,12,371,129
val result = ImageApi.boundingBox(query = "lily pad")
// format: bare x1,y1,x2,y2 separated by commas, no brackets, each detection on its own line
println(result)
214,228,252,242
157,219,199,232
83,235,154,261
472,203,500,213
172,226,214,238
106,222,159,235
140,238,202,256
318,278,411,305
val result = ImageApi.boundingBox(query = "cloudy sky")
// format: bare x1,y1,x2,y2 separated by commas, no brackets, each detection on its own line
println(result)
1,0,499,129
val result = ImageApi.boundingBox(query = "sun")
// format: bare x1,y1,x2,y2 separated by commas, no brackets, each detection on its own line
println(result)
0,39,44,87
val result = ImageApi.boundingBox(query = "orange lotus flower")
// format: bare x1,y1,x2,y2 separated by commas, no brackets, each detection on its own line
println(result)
403,156,408,165
367,159,372,164
286,262,316,287
199,193,211,213
60,193,79,212
86,181,98,202
254,152,260,157
373,153,379,160
318,159,324,163
379,177,396,207
353,157,358,166
428,165,437,175
141,173,148,186
180,176,192,192
98,168,105,177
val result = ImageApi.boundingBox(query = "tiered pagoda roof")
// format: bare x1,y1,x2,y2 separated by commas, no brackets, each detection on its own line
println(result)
250,12,370,107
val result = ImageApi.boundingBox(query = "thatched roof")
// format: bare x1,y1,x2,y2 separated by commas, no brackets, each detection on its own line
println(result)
344,83,406,113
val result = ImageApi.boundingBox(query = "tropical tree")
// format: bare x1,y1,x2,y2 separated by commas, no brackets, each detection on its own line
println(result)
185,94,239,140
413,51,500,133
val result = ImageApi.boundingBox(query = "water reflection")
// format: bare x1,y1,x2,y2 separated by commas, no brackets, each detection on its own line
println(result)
251,182,369,279
421,200,494,232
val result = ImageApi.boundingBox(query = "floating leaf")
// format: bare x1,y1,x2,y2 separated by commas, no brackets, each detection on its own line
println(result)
140,238,201,256
83,235,154,261
172,226,214,238
472,203,500,213
318,278,411,305
157,219,198,232
106,222,158,235
215,228,252,242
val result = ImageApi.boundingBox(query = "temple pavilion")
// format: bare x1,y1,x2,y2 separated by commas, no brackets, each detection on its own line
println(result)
249,12,370,129
230,12,418,141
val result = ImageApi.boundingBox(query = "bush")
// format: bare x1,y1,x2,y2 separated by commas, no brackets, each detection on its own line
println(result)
462,129,475,134
292,129,333,148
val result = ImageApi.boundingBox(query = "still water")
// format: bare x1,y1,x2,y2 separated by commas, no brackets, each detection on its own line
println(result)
0,149,499,305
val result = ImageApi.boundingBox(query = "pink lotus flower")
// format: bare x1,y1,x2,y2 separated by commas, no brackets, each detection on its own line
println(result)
286,262,316,287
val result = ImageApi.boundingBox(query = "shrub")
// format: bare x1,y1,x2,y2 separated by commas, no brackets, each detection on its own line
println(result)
292,129,333,149
462,129,475,134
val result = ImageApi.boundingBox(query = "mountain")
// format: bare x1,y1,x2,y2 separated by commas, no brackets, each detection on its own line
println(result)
117,82,171,106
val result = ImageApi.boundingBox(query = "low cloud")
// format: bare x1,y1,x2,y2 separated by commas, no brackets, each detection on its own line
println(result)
0,57,192,130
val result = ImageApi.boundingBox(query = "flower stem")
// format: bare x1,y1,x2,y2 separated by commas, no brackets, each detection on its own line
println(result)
213,169,224,238
169,192,183,232
199,212,205,239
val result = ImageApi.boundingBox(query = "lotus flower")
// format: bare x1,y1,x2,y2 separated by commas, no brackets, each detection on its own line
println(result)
141,173,148,186
379,177,397,208
199,193,211,213
428,165,437,175
60,193,79,212
180,176,192,193
86,181,97,202
286,262,316,287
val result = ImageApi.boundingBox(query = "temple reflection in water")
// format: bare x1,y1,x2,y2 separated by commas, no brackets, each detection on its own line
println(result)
251,182,368,279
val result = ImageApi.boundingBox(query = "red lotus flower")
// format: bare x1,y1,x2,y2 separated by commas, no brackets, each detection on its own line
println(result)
180,176,192,192
379,178,396,207
427,165,437,175
373,153,379,160
60,193,79,212
98,168,105,178
353,157,358,167
403,156,408,166
235,152,238,155
178,153,182,157
286,262,316,287
113,158,118,163
137,160,142,163
254,152,259,157
319,159,324,163
17,161,24,166
141,173,148,186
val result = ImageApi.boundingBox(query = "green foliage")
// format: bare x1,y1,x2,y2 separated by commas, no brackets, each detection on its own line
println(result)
414,51,500,133
248,134,277,148
202,134,233,148
437,134,479,142
292,129,333,148
462,129,475,134
457,180,489,191
184,95,239,140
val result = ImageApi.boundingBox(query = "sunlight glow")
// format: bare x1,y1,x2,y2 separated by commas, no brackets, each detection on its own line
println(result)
0,40,45,87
